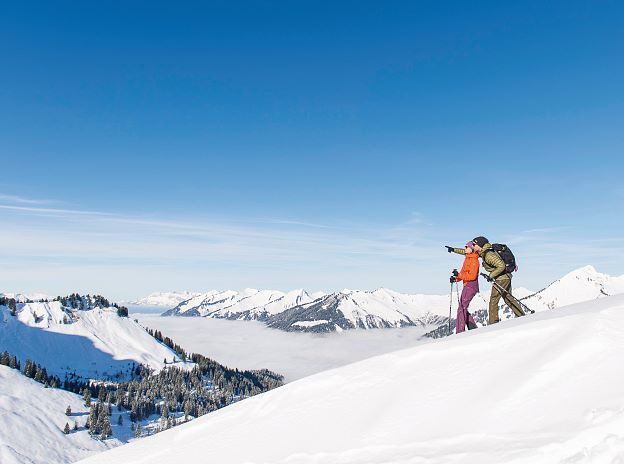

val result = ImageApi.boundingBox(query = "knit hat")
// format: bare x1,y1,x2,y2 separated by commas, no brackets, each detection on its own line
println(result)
465,241,475,248
472,236,489,248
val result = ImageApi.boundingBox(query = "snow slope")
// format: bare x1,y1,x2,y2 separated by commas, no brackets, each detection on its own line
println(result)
0,365,120,464
80,294,624,464
0,301,186,380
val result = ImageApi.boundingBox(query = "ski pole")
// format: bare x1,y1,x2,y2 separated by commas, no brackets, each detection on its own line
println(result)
480,273,536,314
448,282,453,335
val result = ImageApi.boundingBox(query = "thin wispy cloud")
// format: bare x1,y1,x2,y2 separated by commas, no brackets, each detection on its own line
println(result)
0,204,112,217
0,196,444,298
1,194,621,299
0,194,51,205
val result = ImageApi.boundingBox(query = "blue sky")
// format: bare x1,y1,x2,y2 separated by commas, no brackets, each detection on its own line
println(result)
1,1,622,300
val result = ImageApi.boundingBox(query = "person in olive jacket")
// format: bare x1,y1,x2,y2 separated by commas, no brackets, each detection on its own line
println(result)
471,236,524,324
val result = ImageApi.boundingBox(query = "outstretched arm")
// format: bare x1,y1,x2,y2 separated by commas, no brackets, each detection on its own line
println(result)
445,246,466,255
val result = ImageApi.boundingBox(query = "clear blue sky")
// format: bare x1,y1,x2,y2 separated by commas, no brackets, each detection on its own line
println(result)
1,1,622,300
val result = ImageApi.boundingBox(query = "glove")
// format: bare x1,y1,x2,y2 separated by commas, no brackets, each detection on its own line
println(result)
452,269,459,277
480,273,493,282
450,276,457,283
445,246,453,253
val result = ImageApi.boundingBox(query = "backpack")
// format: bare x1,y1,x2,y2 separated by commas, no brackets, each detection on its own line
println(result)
484,243,518,274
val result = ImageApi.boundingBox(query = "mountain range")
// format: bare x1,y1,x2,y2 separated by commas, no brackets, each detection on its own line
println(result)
149,265,624,333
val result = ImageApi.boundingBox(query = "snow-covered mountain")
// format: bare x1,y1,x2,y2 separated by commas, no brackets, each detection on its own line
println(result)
163,288,319,320
0,292,51,303
78,294,624,464
0,299,186,380
127,291,202,308
515,265,624,311
267,288,450,332
0,365,121,464
158,266,624,333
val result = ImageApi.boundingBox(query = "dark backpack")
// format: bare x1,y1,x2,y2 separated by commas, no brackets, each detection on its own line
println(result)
484,243,517,273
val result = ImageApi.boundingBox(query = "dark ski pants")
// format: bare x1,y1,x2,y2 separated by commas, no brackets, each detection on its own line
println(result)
488,275,525,324
457,280,478,333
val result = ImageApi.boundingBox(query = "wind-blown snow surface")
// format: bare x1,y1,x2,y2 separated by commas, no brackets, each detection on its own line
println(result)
0,302,184,379
0,365,120,464
82,295,624,464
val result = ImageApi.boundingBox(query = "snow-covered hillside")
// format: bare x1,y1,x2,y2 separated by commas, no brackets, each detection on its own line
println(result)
0,365,120,464
163,288,319,320
0,301,186,380
79,294,624,464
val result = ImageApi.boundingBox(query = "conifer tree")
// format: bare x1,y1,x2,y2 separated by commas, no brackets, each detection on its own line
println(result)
64,423,70,435
66,405,72,416
135,423,142,438
23,359,34,378
101,414,112,439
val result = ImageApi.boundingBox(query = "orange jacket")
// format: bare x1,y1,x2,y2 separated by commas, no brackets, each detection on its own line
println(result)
456,252,480,283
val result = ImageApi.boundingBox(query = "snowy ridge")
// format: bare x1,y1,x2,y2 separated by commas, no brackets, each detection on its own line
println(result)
126,291,202,308
79,295,624,464
516,265,624,311
163,288,318,320
0,292,51,303
0,300,187,380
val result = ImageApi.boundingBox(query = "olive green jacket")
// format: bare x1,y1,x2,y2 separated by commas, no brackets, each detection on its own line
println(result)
479,243,509,281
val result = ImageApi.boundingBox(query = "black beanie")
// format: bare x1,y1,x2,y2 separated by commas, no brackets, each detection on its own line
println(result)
473,236,489,248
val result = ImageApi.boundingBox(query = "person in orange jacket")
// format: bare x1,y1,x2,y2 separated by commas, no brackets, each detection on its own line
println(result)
446,241,479,333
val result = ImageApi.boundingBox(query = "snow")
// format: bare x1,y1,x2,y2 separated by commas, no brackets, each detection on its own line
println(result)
292,320,328,328
517,265,624,312
0,302,188,380
79,294,624,464
0,364,188,464
334,287,452,326
125,291,202,308
0,365,120,464
168,288,319,318
0,292,51,303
